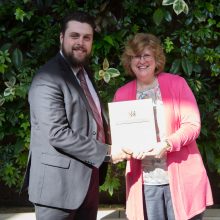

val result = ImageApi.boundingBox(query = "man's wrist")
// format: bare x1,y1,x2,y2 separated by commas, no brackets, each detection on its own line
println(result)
104,145,112,162
104,154,112,162
107,145,111,155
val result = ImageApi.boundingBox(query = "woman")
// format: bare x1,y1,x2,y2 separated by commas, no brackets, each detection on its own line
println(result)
113,33,213,220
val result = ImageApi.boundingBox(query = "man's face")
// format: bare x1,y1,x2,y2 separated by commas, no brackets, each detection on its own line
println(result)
60,20,93,67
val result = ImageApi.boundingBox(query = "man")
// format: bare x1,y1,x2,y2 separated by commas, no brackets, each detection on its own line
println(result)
22,11,130,220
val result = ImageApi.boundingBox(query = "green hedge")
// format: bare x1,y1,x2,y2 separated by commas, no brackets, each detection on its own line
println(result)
0,0,219,195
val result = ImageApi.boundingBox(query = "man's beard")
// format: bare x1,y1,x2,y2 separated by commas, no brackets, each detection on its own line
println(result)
61,44,90,68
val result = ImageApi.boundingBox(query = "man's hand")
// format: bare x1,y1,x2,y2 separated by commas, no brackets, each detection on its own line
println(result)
111,150,132,164
123,147,154,160
111,146,131,164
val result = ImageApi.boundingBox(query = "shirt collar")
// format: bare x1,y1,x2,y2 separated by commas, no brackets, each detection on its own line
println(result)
59,50,81,76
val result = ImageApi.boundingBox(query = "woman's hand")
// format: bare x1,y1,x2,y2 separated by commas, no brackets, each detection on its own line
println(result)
121,141,171,160
144,141,171,159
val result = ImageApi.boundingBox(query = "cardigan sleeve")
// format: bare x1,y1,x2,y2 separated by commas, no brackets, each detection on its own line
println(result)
166,77,201,152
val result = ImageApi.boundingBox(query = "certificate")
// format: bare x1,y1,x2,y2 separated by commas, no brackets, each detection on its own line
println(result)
108,99,157,152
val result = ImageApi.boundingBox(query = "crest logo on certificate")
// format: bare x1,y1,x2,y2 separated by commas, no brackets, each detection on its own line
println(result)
108,99,157,152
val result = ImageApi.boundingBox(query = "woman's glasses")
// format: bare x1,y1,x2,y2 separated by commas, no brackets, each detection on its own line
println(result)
131,54,153,62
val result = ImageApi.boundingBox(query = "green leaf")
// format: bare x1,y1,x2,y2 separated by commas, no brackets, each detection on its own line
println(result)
0,112,5,126
173,0,187,15
201,127,208,137
4,88,15,96
14,8,25,22
170,59,181,73
1,43,12,51
193,64,202,74
5,164,14,175
5,76,16,88
15,153,28,167
0,50,11,64
103,71,111,83
194,80,202,92
185,17,193,25
164,10,172,22
153,8,164,26
131,24,140,33
103,58,109,71
95,71,101,80
0,96,5,106
196,47,205,56
0,64,7,73
181,58,192,75
162,0,175,5
103,35,114,46
12,48,23,68
164,37,174,53
26,11,33,20
99,70,105,77
205,3,214,12
100,1,109,12
183,3,189,14
21,121,30,130
106,68,120,78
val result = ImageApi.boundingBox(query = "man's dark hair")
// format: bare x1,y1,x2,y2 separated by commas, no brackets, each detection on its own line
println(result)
61,11,96,34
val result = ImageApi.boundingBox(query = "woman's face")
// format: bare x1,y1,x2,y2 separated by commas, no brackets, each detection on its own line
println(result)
130,47,156,84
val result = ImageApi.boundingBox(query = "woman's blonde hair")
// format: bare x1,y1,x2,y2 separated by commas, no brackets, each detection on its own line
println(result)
121,33,166,76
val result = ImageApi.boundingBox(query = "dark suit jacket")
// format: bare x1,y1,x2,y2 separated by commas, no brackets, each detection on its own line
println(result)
22,53,110,210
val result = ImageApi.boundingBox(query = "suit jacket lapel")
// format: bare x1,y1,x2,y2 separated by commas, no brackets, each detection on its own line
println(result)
56,53,109,133
56,53,93,115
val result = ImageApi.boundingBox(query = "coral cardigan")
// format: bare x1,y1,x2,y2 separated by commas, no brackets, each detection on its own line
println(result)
113,73,213,220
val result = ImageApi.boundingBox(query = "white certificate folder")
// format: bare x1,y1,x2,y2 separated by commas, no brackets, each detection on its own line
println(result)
108,99,157,151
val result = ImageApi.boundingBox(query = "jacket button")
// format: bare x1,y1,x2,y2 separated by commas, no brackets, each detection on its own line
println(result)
92,131,96,135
